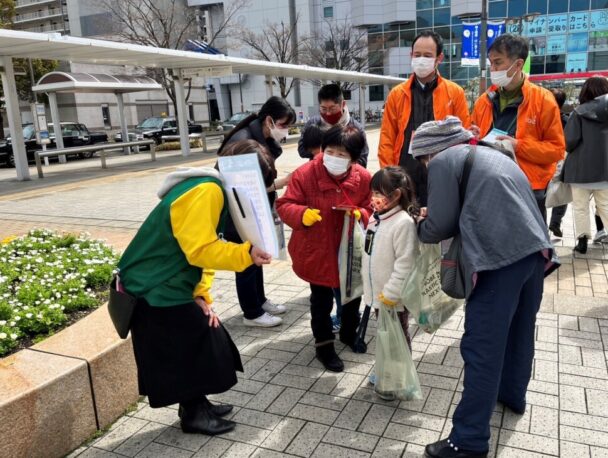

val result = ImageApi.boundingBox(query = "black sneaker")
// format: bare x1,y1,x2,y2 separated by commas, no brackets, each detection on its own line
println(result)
425,439,488,458
316,343,344,372
549,224,562,238
574,236,588,254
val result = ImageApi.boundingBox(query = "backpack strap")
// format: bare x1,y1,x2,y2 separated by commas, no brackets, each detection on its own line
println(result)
459,146,476,209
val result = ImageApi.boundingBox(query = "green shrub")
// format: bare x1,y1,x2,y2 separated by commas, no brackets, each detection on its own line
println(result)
0,229,119,356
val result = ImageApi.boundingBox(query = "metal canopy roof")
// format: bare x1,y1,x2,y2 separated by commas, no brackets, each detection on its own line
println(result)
32,71,163,93
0,29,404,86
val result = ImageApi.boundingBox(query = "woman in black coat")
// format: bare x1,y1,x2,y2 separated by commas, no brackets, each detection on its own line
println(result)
218,96,296,327
562,77,608,254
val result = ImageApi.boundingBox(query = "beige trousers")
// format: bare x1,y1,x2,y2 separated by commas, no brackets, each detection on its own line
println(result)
571,186,608,238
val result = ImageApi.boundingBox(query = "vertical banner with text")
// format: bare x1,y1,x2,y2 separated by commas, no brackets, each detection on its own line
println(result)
461,20,505,66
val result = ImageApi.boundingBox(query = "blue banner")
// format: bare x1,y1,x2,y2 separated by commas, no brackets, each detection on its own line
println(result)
461,20,505,66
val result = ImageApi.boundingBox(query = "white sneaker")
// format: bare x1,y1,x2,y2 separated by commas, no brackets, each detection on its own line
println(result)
243,312,282,327
593,229,607,244
262,300,286,315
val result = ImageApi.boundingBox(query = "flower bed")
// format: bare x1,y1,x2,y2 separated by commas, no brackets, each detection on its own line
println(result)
0,229,119,356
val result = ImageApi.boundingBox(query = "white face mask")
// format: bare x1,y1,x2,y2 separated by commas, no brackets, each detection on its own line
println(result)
323,153,351,176
269,118,289,143
490,61,518,88
411,57,436,79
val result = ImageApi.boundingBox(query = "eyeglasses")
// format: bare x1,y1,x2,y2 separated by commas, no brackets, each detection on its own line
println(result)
319,104,341,114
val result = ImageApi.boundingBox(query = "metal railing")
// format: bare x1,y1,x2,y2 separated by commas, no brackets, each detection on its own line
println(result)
23,23,66,33
14,9,62,23
15,0,59,9
34,140,155,178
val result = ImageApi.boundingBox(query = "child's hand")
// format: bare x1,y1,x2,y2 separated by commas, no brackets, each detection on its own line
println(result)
302,208,322,226
379,293,397,307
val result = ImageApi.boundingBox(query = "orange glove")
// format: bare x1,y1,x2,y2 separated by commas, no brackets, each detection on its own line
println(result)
379,292,397,307
302,208,322,226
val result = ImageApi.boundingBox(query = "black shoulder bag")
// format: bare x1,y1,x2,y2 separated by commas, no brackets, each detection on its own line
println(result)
440,147,476,299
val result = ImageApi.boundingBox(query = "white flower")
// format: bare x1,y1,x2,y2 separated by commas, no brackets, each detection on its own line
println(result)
10,333,17,340
25,313,32,319
0,320,5,326
0,333,6,339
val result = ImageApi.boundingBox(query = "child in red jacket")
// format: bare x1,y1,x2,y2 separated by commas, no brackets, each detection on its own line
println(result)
276,125,372,372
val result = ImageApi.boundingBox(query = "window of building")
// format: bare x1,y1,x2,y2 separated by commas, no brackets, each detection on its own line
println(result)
434,0,450,6
400,29,416,47
438,62,450,77
386,32,399,48
369,85,385,102
570,0,590,11
323,6,333,18
325,40,333,51
188,104,195,121
548,0,568,13
369,51,384,67
326,57,336,67
590,32,608,51
342,89,352,100
417,0,433,9
489,1,507,18
451,15,462,25
435,26,451,40
545,54,566,73
591,0,608,8
531,55,546,74
451,25,463,40
528,0,548,14
589,51,608,69
508,1,526,18
417,10,432,28
434,8,450,26
340,39,349,50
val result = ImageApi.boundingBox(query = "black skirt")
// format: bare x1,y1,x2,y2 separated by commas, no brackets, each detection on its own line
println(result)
130,298,243,408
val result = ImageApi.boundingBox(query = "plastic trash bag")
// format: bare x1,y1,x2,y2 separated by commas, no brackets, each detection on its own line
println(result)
375,305,422,400
401,243,463,333
338,212,364,304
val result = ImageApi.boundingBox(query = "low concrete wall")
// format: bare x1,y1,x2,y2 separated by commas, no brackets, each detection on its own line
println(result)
0,304,139,458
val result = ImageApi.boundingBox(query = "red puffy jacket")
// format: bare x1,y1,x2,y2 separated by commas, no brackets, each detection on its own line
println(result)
276,154,372,288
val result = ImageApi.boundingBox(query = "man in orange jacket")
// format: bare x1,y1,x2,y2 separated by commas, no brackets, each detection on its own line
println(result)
378,31,470,206
471,34,565,222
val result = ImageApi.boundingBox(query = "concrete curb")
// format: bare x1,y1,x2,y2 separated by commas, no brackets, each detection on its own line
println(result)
0,304,138,458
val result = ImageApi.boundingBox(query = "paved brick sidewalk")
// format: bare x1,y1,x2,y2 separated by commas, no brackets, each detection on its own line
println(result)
1,129,607,458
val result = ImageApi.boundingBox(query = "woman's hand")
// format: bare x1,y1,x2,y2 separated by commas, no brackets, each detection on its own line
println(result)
195,296,220,328
251,245,272,265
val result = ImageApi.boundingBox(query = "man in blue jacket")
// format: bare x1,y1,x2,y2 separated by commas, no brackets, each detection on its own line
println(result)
298,83,369,167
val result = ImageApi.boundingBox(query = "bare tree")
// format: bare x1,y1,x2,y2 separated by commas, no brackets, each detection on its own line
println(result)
302,19,369,90
102,0,248,118
238,16,304,98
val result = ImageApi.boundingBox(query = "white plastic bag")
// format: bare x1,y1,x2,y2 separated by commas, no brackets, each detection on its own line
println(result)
375,305,422,400
401,243,463,333
338,213,364,304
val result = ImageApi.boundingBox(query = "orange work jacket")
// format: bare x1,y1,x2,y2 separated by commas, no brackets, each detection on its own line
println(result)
378,73,471,167
471,77,565,190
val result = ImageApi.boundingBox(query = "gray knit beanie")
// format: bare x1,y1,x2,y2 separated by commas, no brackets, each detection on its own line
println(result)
410,116,474,158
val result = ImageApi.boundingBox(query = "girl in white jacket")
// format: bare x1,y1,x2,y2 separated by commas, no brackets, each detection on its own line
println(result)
363,167,420,398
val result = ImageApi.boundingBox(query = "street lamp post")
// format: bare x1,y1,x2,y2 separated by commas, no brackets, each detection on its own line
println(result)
479,0,488,93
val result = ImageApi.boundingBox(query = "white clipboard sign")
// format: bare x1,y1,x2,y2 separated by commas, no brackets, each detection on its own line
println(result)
218,153,279,258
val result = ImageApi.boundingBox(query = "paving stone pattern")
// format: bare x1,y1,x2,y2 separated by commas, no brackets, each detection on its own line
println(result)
2,130,607,457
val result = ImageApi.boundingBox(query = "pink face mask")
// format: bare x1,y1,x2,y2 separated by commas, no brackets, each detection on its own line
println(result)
371,195,390,213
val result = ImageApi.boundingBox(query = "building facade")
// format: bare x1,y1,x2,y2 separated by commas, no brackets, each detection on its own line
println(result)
7,0,211,131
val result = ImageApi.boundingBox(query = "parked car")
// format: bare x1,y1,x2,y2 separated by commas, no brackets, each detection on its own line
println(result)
0,122,109,167
220,112,253,132
113,116,203,145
